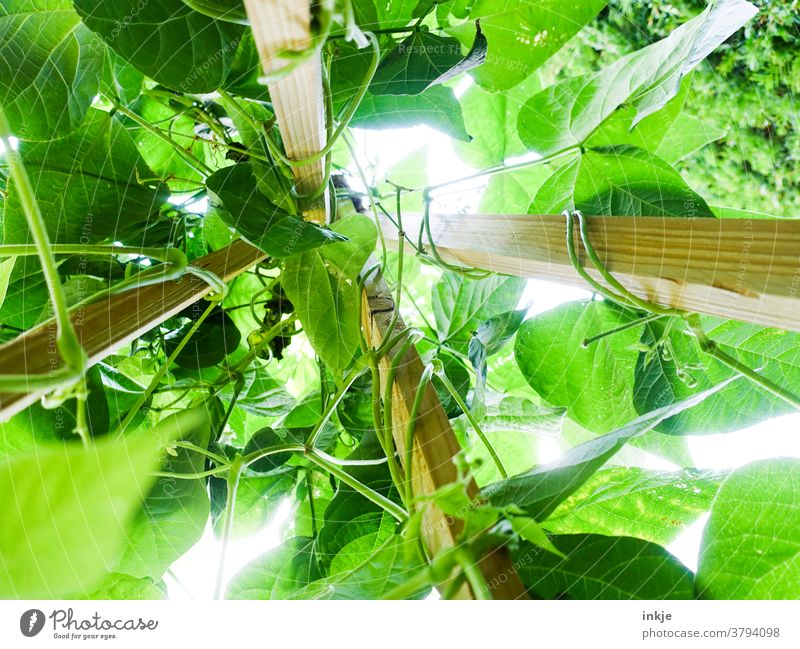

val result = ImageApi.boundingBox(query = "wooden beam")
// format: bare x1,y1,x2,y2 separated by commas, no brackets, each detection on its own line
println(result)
383,213,800,332
0,240,266,422
243,0,329,224
362,271,528,600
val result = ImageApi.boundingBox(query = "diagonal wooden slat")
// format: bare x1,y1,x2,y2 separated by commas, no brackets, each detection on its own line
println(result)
0,240,266,421
383,212,800,332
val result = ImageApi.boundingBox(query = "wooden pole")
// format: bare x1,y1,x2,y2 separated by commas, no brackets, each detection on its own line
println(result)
0,240,265,421
243,0,329,224
362,270,528,599
384,212,800,332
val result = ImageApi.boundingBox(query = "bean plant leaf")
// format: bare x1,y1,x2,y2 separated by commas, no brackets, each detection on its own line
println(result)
447,0,608,92
0,413,197,598
529,146,714,217
696,459,800,599
0,0,105,141
513,534,694,599
210,471,295,539
371,25,486,96
282,214,378,374
514,300,643,432
206,162,344,257
351,86,471,141
78,573,166,600
226,537,321,600
484,377,736,520
73,0,245,93
633,318,800,435
3,109,168,244
433,271,525,348
544,467,725,545
115,410,211,580
163,308,242,370
517,0,757,155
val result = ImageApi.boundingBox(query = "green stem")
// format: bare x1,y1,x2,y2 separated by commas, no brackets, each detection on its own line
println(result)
213,454,244,600
112,102,213,176
173,441,229,466
435,366,508,479
582,312,664,347
305,365,367,448
153,466,231,480
685,314,800,410
306,448,408,523
117,301,217,434
0,105,86,374
343,131,387,261
456,547,492,600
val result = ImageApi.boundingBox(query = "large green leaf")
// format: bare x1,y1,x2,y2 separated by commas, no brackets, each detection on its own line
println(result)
432,271,525,349
73,0,244,93
370,27,485,96
78,573,166,600
0,0,104,141
454,75,541,169
484,378,735,520
544,467,725,545
351,86,471,141
282,214,377,373
448,0,608,92
298,534,429,600
696,459,800,599
517,0,757,155
634,318,800,435
514,300,643,432
226,537,321,600
115,411,211,580
0,419,187,597
2,109,168,244
210,471,294,538
206,162,343,257
513,534,693,599
529,146,714,217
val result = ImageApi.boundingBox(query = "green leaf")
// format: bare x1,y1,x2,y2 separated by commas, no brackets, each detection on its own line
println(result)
484,377,735,520
101,49,144,107
514,300,643,432
219,365,295,419
78,573,166,600
479,166,553,214
453,75,541,168
530,146,714,217
544,467,725,545
2,109,168,244
115,409,211,580
74,0,244,93
371,26,485,96
351,86,471,141
0,426,175,597
164,308,242,370
0,0,105,141
517,0,757,155
298,534,429,600
206,162,342,257
633,318,800,435
282,214,377,373
696,459,800,599
0,256,16,311
226,537,321,600
433,271,524,348
447,0,608,92
513,534,693,599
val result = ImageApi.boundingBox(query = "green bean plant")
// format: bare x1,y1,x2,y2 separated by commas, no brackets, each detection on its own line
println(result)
0,0,798,601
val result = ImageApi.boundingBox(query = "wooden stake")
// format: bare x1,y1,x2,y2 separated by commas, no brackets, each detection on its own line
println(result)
384,212,800,332
362,271,528,600
0,240,265,421
243,0,329,223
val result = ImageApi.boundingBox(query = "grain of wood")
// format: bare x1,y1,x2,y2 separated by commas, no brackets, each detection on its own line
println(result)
362,269,528,600
0,240,266,421
384,213,800,332
243,0,329,223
